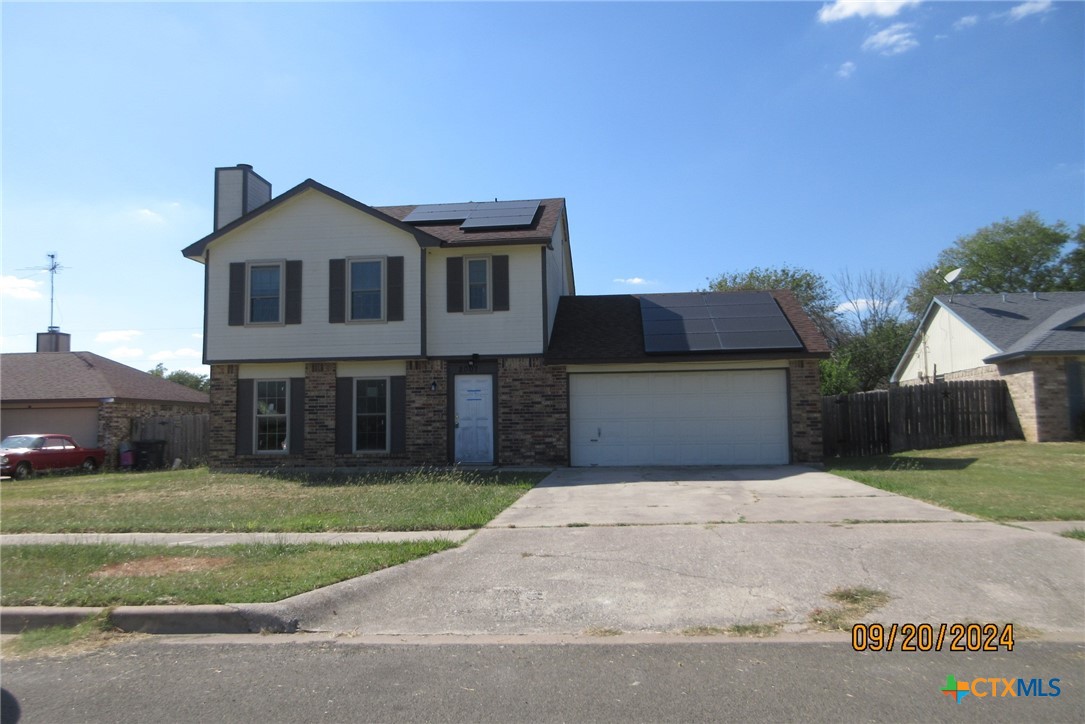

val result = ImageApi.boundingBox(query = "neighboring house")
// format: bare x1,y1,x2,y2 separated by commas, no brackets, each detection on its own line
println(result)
892,292,1085,442
182,164,828,469
0,332,210,465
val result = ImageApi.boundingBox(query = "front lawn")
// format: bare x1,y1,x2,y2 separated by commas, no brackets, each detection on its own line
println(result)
0,467,544,533
827,441,1085,521
0,540,457,606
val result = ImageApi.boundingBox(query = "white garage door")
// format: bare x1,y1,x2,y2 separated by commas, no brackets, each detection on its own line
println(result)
0,406,100,447
569,370,789,466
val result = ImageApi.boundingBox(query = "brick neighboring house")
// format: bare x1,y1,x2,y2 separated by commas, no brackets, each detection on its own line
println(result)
182,164,828,469
892,292,1085,441
0,332,210,466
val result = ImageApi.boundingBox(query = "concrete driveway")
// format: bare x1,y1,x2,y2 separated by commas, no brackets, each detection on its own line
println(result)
263,466,1085,639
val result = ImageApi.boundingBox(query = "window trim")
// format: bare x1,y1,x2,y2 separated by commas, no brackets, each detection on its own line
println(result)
253,378,289,454
464,255,492,314
353,376,390,453
246,260,286,326
346,256,387,324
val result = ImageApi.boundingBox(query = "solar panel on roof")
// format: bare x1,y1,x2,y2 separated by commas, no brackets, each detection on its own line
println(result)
459,199,541,230
403,203,479,223
403,199,542,229
639,292,803,355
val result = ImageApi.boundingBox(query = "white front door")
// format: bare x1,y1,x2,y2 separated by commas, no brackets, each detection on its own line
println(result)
454,375,494,464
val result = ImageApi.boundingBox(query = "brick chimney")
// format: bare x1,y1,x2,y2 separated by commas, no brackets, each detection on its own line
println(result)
214,164,272,230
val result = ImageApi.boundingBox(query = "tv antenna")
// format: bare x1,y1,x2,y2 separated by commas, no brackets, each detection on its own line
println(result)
943,267,963,303
17,253,68,331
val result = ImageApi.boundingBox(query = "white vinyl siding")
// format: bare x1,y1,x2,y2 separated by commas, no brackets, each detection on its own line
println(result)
569,370,789,466
205,189,422,361
427,245,544,356
545,220,571,344
897,305,1000,382
214,167,245,230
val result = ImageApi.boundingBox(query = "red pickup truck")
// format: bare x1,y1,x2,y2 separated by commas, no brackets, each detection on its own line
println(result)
0,434,106,480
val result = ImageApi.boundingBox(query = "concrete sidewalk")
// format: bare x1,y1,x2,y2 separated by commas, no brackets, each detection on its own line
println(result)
0,530,475,546
4,467,1083,639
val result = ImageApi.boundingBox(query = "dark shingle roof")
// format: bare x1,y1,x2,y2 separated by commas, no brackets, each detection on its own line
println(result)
546,290,830,363
377,198,564,247
932,292,1085,360
182,179,565,260
1,352,210,405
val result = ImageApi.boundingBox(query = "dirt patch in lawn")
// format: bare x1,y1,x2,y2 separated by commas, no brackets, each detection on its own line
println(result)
91,555,233,578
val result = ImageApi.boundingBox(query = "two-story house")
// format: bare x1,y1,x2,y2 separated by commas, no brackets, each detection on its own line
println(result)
183,165,828,469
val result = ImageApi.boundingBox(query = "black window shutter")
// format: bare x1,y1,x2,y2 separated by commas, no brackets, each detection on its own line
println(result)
335,377,353,455
285,261,302,325
328,259,345,323
289,377,305,454
236,379,254,455
390,376,407,455
493,255,510,311
228,263,246,326
387,256,404,322
446,257,463,313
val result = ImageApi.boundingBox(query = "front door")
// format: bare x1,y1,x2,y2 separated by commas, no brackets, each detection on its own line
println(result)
454,375,494,464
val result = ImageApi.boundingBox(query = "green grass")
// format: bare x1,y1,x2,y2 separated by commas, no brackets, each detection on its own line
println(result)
809,586,890,632
1060,528,1085,541
0,467,543,533
0,540,457,606
826,441,1085,521
2,611,130,658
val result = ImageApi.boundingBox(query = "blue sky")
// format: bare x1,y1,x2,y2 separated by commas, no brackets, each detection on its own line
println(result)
2,1,1082,375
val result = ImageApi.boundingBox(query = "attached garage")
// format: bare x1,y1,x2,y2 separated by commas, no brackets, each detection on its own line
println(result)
569,369,789,466
0,404,100,447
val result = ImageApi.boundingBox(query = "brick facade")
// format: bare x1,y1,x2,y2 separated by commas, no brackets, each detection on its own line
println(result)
998,356,1081,442
788,359,823,464
208,356,824,470
97,399,209,469
498,357,568,466
207,356,570,470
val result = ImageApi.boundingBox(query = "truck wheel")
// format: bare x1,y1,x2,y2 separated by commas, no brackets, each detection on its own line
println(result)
14,462,32,480
82,458,98,474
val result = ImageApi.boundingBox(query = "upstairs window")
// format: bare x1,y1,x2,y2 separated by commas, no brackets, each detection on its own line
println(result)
350,259,384,322
249,263,283,324
466,257,490,312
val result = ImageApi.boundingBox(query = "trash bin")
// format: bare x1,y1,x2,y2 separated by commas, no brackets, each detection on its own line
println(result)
119,441,135,469
132,440,168,471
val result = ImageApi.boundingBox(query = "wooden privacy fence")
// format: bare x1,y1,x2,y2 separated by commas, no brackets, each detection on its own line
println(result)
130,414,209,467
822,380,1016,458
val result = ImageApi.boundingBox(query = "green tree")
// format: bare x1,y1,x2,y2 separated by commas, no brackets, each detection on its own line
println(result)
706,265,844,345
819,351,860,396
905,213,1083,319
836,319,913,391
147,364,210,393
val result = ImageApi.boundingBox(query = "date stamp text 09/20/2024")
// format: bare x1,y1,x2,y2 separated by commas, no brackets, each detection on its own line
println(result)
851,623,1015,652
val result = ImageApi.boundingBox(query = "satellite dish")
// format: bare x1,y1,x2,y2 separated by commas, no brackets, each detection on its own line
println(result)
944,268,963,284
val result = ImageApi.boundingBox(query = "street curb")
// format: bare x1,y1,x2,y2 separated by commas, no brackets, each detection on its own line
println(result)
0,605,299,635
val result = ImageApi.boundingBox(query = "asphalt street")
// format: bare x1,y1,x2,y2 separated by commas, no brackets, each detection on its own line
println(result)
1,637,1082,723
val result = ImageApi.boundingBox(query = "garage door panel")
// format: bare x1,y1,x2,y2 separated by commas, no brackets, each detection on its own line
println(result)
570,370,788,466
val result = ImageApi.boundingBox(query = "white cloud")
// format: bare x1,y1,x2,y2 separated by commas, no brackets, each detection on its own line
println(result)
1008,1,1053,21
953,15,979,30
109,346,144,359
130,208,165,224
191,332,203,339
95,329,143,343
862,23,919,55
149,347,201,361
818,0,922,23
613,277,653,286
836,61,857,78
0,275,44,300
